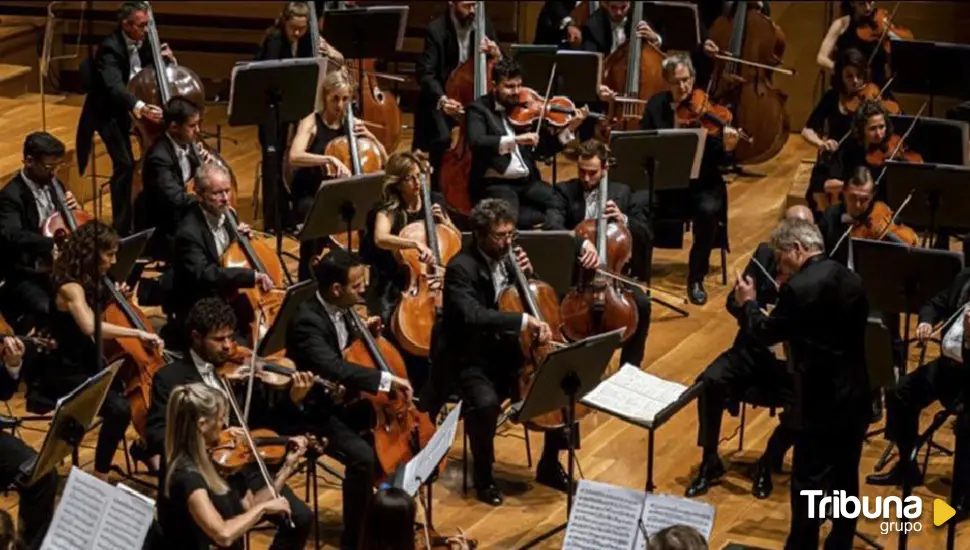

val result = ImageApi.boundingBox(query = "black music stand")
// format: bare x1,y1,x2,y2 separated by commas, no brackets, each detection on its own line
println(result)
298,172,385,249
228,58,325,283
640,1,702,51
17,361,121,487
321,6,408,110
887,115,969,166
111,228,153,286
256,280,319,358
891,39,970,115
610,129,704,317
459,230,578,297
514,329,622,550
884,162,970,240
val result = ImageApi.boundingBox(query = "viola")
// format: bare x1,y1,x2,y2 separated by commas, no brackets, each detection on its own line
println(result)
342,308,439,480
866,133,923,167
508,88,604,129
675,89,753,142
849,200,919,246
840,82,900,115
601,1,666,133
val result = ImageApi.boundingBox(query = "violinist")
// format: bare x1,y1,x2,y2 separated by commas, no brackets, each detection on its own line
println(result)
361,151,451,391
0,132,79,333
534,1,584,48
75,0,175,236
135,97,202,262
289,69,388,279
435,199,591,506
817,1,890,86
41,221,163,481
285,249,413,550
640,54,740,305
684,205,809,502
147,298,314,549
0,335,57,549
414,1,500,188
823,99,895,205
171,164,275,343
554,139,653,366
467,58,585,230
155,383,303,550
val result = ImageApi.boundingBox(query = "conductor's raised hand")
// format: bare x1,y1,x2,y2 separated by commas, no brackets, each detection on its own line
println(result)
733,271,756,305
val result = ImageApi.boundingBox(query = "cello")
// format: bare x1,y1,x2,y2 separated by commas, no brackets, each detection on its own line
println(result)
560,170,638,343
343,308,438,480
601,1,666,132
709,0,791,164
440,0,494,217
391,169,461,357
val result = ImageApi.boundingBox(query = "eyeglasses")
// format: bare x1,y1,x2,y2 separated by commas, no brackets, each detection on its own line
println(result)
489,229,517,241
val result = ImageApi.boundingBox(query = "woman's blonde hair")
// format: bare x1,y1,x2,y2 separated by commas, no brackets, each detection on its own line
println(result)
378,150,430,214
164,383,229,497
321,69,353,107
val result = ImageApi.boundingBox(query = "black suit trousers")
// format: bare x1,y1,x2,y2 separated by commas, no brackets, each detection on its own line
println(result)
620,287,652,367
481,177,566,230
0,433,56,549
689,188,723,283
96,115,135,236
786,426,866,550
317,410,377,550
239,464,312,550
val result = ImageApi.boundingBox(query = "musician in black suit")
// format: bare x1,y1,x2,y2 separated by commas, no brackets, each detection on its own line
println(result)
817,166,873,267
534,1,582,48
734,218,869,550
581,1,661,56
136,97,201,262
145,298,313,550
640,53,739,305
414,1,499,188
467,58,587,230
75,1,172,236
286,249,412,550
171,164,275,343
0,132,79,333
684,206,810,501
554,139,653,366
0,336,57,550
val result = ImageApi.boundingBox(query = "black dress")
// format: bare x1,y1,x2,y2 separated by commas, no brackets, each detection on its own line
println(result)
835,17,890,86
157,463,246,550
804,88,854,210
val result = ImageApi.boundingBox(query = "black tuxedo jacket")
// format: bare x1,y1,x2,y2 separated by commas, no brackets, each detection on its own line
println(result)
740,255,870,432
918,266,970,326
0,174,56,280
285,298,382,397
413,13,497,150
76,28,154,174
534,1,579,46
172,205,255,317
137,136,201,260
581,6,633,55
554,177,633,228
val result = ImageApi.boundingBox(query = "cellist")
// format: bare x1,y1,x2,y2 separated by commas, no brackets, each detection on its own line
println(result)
414,1,500,188
285,249,413,550
42,221,164,481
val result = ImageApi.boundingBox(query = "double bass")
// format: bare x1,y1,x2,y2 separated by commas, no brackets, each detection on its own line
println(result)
440,0,494,217
709,0,791,164
343,308,438,480
601,1,665,132
391,170,461,357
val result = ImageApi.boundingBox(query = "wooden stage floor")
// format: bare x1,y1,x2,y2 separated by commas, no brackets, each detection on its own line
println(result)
1,106,963,549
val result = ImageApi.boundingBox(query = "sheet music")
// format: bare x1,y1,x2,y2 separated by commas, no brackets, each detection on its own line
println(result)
41,468,155,550
633,493,715,548
400,402,462,497
581,364,688,428
563,480,644,550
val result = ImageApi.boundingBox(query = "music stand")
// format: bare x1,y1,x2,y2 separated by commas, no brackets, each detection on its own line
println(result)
256,280,319,357
228,58,326,283
640,1,702,52
17,361,121,487
610,129,703,316
884,162,970,238
110,228,153,285
887,115,969,166
298,173,385,249
459,230,578,296
891,39,970,115
514,329,622,550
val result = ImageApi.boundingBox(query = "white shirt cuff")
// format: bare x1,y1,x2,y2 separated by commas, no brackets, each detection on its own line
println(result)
558,128,575,145
134,100,146,115
655,33,663,46
499,135,516,155
4,361,22,381
622,213,629,226
520,314,528,331
378,371,393,393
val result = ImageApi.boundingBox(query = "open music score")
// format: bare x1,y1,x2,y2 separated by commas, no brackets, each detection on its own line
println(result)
581,364,688,428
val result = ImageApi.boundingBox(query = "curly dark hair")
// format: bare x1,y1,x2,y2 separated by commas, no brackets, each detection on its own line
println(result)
51,221,118,306
853,100,893,143
469,198,517,240
184,298,237,339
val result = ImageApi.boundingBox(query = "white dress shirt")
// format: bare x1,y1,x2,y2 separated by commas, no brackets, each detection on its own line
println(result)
611,17,628,54
189,349,223,391
316,292,393,392
487,104,530,180
166,133,193,185
942,309,966,363
451,12,474,65
479,249,528,330
203,209,231,256
21,170,55,226
583,188,627,225
124,34,147,113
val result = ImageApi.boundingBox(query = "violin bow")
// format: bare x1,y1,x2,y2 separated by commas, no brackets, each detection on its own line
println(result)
866,1,901,68
874,101,926,187
875,188,916,241
242,309,264,424
749,255,780,291
531,62,558,151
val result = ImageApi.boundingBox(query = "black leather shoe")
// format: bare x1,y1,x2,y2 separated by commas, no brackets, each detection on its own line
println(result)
752,462,773,499
688,281,708,306
536,460,570,492
685,459,724,498
866,462,922,487
475,483,503,506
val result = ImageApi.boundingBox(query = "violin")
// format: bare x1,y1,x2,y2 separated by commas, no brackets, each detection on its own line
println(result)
210,428,323,477
218,346,347,403
866,133,923,167
675,89,753,143
508,87,604,129
560,170,639,343
601,1,666,133
857,6,914,52
342,308,438,480
849,200,919,246
840,82,900,115
221,211,285,346
497,247,591,430
391,171,461,358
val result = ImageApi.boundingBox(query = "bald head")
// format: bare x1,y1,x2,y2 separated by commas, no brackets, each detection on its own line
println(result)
785,205,814,222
